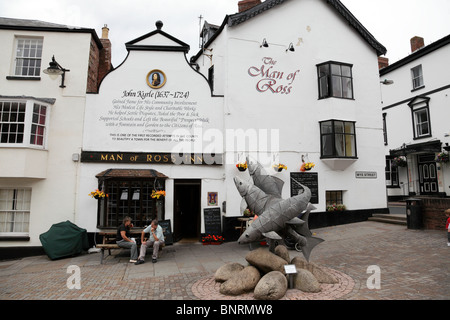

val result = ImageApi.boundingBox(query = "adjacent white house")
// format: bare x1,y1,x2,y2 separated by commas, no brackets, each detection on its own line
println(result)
380,34,450,199
0,17,110,253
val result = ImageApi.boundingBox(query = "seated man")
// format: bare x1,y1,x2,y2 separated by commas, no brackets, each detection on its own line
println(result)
135,219,165,264
116,216,138,263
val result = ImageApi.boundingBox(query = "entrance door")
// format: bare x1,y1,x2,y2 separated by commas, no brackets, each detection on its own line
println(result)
173,179,201,242
418,153,438,195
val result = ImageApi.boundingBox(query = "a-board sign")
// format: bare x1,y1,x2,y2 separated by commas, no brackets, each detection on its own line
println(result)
204,207,221,235
290,172,319,204
159,219,173,245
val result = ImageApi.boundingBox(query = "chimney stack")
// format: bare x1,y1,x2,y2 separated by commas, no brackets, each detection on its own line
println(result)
238,0,261,13
378,57,389,70
410,36,425,53
98,24,112,84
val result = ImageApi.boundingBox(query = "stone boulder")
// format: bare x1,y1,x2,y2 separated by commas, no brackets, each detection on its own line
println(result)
215,262,245,283
254,271,288,300
294,268,321,293
274,245,290,263
245,248,287,274
220,265,261,296
291,256,338,284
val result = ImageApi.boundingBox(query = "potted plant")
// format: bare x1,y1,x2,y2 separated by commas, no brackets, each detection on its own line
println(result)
151,190,166,199
300,161,315,172
201,234,225,245
392,156,407,167
435,151,449,164
89,189,108,199
236,161,248,172
272,163,287,172
326,203,346,212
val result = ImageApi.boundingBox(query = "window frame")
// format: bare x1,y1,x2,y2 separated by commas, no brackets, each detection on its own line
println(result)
0,99,50,149
411,65,424,91
385,157,400,188
408,97,431,140
13,37,44,78
97,179,165,229
0,188,31,237
319,119,357,159
317,61,354,100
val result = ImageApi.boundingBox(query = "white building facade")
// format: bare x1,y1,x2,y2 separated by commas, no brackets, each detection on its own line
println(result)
381,35,450,199
78,0,389,244
0,18,108,253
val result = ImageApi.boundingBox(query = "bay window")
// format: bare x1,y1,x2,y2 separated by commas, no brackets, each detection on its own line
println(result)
320,120,357,158
0,99,49,148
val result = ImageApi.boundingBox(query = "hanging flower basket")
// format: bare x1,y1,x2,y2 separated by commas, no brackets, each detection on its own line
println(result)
272,163,287,172
435,151,449,163
89,189,108,199
151,190,166,199
300,162,315,172
236,162,248,172
392,156,407,167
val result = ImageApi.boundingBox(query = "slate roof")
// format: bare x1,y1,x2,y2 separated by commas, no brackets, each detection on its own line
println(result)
193,0,386,61
0,17,102,48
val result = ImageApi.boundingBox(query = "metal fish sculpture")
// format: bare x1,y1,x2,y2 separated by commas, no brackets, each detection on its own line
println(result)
236,179,311,244
234,160,324,261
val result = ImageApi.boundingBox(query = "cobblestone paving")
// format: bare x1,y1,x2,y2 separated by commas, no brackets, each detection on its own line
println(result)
0,221,449,300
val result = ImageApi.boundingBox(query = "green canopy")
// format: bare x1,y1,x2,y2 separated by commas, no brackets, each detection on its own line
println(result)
39,221,89,260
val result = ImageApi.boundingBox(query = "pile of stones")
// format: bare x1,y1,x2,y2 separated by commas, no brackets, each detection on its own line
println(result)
214,245,338,300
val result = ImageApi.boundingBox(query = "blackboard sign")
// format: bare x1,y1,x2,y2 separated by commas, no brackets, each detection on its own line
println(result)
204,207,221,235
159,219,173,245
290,172,319,204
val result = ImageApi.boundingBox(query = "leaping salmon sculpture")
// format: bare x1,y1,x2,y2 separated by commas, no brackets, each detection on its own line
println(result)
235,160,323,261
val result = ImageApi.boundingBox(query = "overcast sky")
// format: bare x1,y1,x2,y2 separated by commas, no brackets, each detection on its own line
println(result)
1,0,450,66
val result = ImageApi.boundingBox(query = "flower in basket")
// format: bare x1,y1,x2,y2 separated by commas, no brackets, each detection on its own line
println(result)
272,163,287,172
300,162,315,172
392,156,407,167
435,151,449,163
243,208,254,217
327,204,346,212
151,190,166,199
236,161,248,171
89,189,108,199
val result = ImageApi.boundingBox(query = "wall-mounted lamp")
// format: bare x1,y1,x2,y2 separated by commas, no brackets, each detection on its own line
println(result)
43,55,70,88
286,43,295,52
380,79,394,85
260,38,269,48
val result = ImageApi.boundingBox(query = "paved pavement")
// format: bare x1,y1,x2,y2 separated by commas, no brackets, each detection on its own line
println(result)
0,220,449,301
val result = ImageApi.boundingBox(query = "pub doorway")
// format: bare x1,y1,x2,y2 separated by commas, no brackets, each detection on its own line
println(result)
173,179,201,242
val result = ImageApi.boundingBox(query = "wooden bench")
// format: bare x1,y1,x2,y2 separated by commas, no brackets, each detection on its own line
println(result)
97,243,120,264
97,230,165,264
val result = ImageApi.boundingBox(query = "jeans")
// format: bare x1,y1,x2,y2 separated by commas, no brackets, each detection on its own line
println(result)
116,240,138,260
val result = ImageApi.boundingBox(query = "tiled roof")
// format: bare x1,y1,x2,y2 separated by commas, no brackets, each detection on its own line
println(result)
95,169,168,179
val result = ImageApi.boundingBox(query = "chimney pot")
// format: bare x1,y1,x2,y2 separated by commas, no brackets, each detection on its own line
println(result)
411,36,424,53
102,24,109,39
378,57,389,70
238,0,261,13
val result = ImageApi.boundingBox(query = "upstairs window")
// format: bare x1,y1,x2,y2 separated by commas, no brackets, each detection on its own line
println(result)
317,61,353,99
0,100,49,148
408,96,431,140
14,37,43,77
320,120,357,158
411,65,424,90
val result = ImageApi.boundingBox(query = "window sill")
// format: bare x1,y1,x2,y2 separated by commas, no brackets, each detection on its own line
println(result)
0,234,30,241
6,76,41,81
321,158,358,171
411,85,425,92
